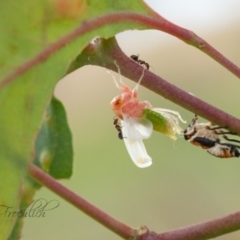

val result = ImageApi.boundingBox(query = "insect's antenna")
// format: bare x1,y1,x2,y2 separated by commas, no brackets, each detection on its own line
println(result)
133,67,145,92
150,65,155,73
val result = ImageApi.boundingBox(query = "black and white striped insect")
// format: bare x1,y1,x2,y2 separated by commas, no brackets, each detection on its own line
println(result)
113,116,124,140
184,115,240,158
130,55,149,70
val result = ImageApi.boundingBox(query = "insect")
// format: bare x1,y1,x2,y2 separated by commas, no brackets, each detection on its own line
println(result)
109,61,185,168
113,116,124,140
184,115,240,158
130,55,149,70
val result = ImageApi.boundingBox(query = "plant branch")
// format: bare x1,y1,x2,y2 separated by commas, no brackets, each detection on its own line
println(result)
1,12,240,89
68,37,240,135
29,163,240,240
155,211,240,240
28,164,133,239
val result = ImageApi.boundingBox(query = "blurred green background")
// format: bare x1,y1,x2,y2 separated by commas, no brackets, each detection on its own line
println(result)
23,1,240,239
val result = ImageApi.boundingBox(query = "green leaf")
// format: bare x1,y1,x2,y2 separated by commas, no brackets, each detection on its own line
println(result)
33,96,73,179
7,180,36,240
6,96,73,239
1,0,154,80
0,1,156,238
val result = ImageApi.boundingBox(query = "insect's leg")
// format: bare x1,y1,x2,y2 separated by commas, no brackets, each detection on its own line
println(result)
145,63,150,70
217,142,240,151
132,67,145,93
188,114,198,127
222,135,240,144
113,60,125,85
210,126,238,136
192,114,198,123
138,60,149,70
189,114,198,126
216,131,237,136
209,126,228,130
107,69,120,88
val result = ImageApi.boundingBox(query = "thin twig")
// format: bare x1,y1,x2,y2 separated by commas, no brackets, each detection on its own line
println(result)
28,164,133,239
1,12,240,89
28,164,240,240
71,37,240,135
155,211,240,240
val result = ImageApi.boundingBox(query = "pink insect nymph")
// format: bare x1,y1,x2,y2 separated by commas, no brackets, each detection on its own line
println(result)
109,61,185,168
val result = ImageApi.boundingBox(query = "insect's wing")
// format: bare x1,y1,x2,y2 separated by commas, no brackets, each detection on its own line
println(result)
123,135,152,168
148,108,184,140
122,115,153,168
123,116,153,140
191,137,216,149
154,108,186,124
152,109,182,136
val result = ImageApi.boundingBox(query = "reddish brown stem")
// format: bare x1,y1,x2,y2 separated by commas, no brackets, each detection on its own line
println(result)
28,164,133,239
28,163,240,240
114,54,240,135
137,212,240,240
1,12,239,89
70,37,240,135
155,211,240,240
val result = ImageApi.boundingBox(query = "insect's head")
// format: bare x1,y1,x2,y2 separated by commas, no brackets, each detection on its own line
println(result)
110,93,131,119
110,95,123,118
130,54,139,61
111,83,139,119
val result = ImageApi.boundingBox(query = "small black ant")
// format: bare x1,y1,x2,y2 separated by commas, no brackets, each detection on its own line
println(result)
113,116,124,140
130,55,149,70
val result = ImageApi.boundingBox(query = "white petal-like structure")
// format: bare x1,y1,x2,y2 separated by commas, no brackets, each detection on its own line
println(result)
121,115,153,168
